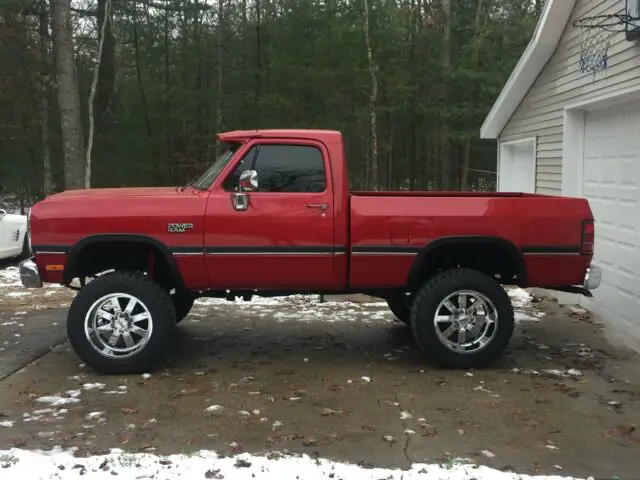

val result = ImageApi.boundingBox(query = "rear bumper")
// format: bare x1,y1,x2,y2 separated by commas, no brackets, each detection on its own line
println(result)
583,266,602,290
19,258,43,288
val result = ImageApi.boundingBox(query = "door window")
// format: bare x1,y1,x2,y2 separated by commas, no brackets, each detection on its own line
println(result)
223,144,326,193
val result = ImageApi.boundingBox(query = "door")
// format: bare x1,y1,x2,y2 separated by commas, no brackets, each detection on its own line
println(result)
203,140,338,290
580,102,640,339
498,138,536,193
0,209,23,259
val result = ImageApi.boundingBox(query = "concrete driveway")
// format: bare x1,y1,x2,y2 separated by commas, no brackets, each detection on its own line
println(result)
1,265,640,479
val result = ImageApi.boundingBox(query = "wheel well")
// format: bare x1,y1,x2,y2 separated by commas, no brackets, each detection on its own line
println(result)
407,237,526,289
63,236,184,291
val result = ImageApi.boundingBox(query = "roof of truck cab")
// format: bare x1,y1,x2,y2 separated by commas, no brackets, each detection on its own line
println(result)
218,129,342,143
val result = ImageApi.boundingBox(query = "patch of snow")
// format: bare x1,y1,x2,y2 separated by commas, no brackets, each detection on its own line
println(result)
35,395,80,406
400,411,412,420
85,412,105,420
3,447,589,480
142,373,151,379
194,294,394,324
205,405,224,414
0,420,14,427
515,311,542,323
6,291,31,297
82,383,105,391
0,267,22,287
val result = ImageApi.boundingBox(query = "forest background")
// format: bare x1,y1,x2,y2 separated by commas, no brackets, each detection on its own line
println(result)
0,0,544,210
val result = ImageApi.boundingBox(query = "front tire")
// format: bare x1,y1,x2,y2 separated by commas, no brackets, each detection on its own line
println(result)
410,268,514,369
67,271,176,374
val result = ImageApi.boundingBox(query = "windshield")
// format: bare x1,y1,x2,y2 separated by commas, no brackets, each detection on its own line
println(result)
192,143,242,190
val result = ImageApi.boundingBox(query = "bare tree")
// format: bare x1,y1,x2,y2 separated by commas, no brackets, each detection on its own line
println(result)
39,0,54,195
440,0,451,190
363,0,378,190
51,0,85,189
86,0,112,187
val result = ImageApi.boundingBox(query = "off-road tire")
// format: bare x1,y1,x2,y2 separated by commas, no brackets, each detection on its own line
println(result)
172,290,195,324
386,292,412,325
410,268,514,369
67,271,176,374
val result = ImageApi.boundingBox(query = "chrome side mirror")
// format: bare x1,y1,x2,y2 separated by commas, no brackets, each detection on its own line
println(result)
0,209,6,218
239,169,258,192
231,170,258,211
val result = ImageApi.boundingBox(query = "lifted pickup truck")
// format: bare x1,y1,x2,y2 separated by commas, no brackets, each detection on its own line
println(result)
20,129,601,374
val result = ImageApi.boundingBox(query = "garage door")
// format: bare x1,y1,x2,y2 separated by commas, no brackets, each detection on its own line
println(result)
499,139,536,193
581,102,640,337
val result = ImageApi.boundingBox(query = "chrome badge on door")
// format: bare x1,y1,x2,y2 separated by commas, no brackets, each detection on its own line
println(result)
168,223,194,233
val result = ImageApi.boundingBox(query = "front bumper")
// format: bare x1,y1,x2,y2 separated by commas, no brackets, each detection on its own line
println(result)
19,258,42,288
583,266,602,291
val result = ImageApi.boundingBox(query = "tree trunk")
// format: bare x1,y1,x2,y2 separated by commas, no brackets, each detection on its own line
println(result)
461,0,487,190
363,0,378,190
214,0,225,145
86,0,112,188
439,0,451,191
51,0,85,189
255,0,262,117
95,0,115,119
39,1,54,195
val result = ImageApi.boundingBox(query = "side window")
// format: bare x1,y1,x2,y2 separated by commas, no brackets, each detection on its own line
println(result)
223,144,327,193
222,146,258,191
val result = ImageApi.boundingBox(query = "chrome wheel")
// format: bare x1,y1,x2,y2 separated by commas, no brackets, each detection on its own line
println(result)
84,293,154,359
433,289,498,354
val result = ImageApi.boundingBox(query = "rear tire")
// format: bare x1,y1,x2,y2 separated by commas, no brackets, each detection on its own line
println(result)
172,290,195,324
410,268,514,369
386,292,412,325
67,271,176,374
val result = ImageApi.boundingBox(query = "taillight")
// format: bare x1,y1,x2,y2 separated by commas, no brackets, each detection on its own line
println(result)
581,220,595,255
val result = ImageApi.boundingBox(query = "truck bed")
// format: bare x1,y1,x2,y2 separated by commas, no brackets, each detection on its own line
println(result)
347,191,593,289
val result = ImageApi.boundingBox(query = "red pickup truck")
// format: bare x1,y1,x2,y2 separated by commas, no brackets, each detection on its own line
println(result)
19,129,601,374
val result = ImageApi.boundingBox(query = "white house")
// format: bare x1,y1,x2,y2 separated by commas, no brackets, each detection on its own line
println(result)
481,0,640,350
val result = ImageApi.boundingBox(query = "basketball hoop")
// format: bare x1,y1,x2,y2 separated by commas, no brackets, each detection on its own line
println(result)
573,13,630,76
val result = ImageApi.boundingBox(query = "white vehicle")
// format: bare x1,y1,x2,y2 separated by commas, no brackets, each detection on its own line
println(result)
0,208,30,261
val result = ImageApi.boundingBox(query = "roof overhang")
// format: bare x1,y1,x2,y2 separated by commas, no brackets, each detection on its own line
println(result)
480,0,577,139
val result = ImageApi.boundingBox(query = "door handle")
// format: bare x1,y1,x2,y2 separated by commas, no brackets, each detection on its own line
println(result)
306,203,328,210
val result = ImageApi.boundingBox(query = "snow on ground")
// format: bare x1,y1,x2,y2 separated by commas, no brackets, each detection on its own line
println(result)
0,266,22,288
0,447,586,480
193,294,394,324
193,288,542,324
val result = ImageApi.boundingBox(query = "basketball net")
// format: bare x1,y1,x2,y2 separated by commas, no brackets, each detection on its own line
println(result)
574,14,629,80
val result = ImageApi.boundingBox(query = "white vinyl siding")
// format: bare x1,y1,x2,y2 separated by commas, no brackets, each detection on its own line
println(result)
500,0,640,194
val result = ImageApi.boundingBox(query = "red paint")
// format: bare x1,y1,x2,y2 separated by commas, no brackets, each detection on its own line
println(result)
28,129,596,294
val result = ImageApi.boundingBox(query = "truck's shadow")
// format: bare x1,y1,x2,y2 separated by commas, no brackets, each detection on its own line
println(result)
162,313,514,373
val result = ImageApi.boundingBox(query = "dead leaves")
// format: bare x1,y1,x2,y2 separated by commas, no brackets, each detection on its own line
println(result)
603,424,636,438
321,407,344,416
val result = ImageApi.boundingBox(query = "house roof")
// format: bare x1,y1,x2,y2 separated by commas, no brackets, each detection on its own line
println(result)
480,0,577,139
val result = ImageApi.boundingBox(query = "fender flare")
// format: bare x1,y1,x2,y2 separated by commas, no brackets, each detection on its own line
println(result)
63,233,185,289
406,235,527,287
